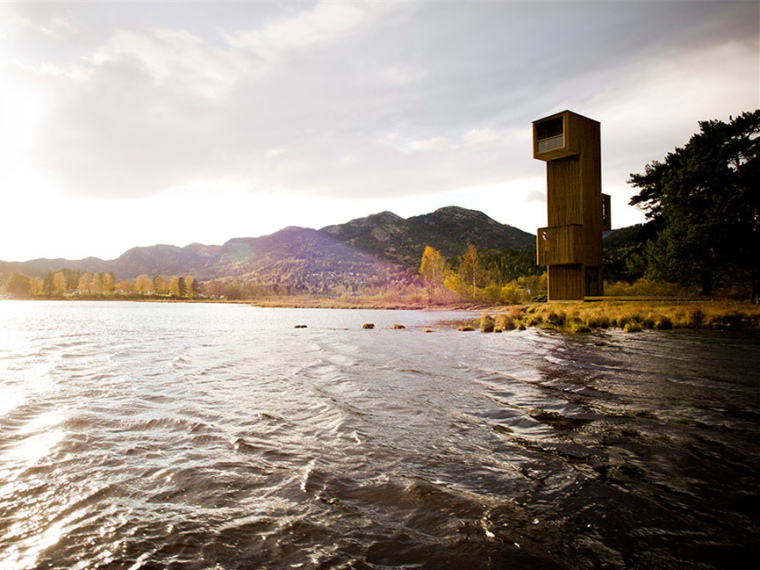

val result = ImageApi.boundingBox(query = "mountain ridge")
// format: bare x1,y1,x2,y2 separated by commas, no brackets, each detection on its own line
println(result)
1,206,535,284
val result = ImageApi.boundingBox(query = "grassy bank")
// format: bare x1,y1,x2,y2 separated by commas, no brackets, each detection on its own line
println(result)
248,295,484,311
467,300,760,333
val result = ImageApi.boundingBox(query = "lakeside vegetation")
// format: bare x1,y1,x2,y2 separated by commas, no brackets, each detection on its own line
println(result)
463,300,760,334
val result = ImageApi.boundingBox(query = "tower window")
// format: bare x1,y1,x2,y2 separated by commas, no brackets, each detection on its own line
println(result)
536,117,564,153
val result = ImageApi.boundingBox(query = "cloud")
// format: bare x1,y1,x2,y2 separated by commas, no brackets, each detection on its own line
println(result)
406,136,448,153
7,0,758,208
378,64,428,86
90,28,255,99
461,128,499,146
224,0,398,62
2,5,77,40
526,191,545,203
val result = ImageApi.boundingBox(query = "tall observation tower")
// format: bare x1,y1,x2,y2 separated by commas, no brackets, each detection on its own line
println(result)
533,110,611,300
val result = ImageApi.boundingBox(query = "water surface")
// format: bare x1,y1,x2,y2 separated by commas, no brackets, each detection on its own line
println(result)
1,301,759,569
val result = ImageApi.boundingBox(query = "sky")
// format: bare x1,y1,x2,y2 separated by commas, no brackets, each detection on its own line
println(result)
0,0,757,262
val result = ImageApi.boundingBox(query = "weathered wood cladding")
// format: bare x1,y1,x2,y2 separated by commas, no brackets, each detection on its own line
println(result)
533,110,605,300
536,225,583,266
547,158,581,226
547,265,584,300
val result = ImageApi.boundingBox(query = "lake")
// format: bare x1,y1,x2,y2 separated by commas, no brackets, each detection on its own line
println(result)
1,301,759,569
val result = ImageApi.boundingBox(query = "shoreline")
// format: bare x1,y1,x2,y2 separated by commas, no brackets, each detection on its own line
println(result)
2,296,758,330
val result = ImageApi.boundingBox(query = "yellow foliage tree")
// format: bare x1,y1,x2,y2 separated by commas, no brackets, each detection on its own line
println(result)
53,272,67,296
30,277,44,296
136,274,152,295
419,246,447,302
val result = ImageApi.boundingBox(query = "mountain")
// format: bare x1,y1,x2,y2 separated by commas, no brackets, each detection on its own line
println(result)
115,243,219,279
321,206,535,267
0,257,108,276
208,227,401,289
0,206,534,285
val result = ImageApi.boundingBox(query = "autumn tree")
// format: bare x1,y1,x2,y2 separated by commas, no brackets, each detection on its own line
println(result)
90,273,104,296
223,281,244,300
103,272,115,296
78,272,93,294
459,244,484,300
134,274,151,295
169,276,187,298
419,246,447,302
185,275,198,298
204,279,225,298
30,276,44,296
6,273,31,297
62,268,83,290
54,272,67,296
152,275,168,295
118,280,136,295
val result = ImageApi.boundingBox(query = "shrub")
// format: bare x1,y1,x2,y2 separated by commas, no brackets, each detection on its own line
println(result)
495,314,516,331
480,313,496,332
483,283,502,305
654,317,673,330
569,321,592,333
500,282,523,305
687,308,704,328
624,322,643,333
586,315,611,329
604,278,697,297
545,311,566,327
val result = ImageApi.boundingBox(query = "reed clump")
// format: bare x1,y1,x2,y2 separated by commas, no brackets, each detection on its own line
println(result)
479,313,496,333
463,300,760,333
494,314,517,331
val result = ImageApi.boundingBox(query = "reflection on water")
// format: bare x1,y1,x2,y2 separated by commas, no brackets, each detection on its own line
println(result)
0,301,759,569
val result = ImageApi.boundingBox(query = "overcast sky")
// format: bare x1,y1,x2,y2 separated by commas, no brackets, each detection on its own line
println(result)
1,0,757,262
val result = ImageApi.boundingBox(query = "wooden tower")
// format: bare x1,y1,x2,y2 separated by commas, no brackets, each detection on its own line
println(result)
533,110,610,300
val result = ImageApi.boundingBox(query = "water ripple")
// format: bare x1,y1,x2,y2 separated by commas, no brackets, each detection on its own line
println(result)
1,302,759,569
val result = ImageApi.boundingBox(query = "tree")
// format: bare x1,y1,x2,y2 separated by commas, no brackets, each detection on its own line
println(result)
43,272,55,296
6,273,31,297
90,273,104,296
136,274,152,295
30,277,44,296
169,276,186,298
459,244,484,300
223,281,244,300
629,110,760,298
103,272,115,296
153,275,168,295
185,275,198,298
169,276,180,297
78,272,93,294
118,280,136,295
62,268,83,290
419,246,447,302
54,272,67,296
